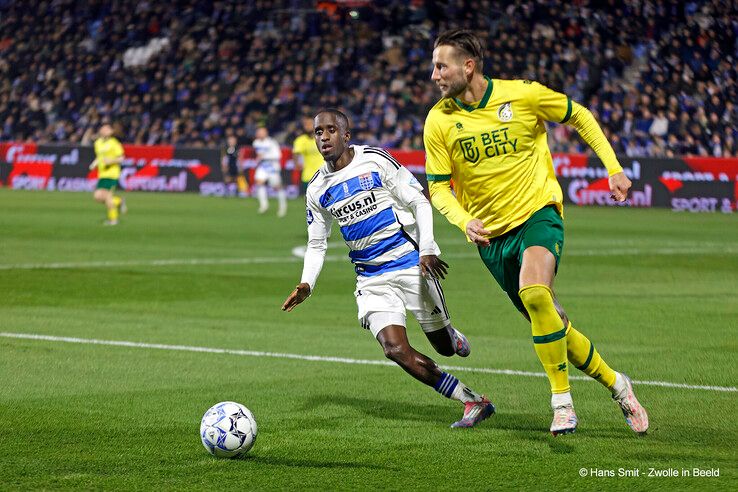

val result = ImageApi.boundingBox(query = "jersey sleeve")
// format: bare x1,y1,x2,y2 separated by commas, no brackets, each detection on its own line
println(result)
269,140,281,161
423,115,453,182
530,82,622,175
566,101,623,175
379,153,425,206
378,154,440,256
299,191,332,291
529,81,573,125
305,192,332,241
423,114,475,235
428,180,475,236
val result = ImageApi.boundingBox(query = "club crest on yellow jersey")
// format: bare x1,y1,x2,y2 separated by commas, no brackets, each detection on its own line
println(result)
498,102,513,122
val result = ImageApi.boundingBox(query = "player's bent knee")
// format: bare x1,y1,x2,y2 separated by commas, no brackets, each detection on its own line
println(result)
381,340,409,362
519,284,554,314
381,339,412,364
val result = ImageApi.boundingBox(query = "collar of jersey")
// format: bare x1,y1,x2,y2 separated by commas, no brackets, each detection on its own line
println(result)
453,76,493,112
324,145,359,175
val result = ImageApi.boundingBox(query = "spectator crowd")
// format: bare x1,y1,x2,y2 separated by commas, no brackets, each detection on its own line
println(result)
0,0,735,157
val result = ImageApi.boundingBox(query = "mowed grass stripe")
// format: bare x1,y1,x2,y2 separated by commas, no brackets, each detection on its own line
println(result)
3,332,735,393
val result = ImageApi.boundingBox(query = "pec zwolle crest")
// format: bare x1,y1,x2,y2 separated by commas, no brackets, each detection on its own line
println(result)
359,173,374,191
498,102,513,122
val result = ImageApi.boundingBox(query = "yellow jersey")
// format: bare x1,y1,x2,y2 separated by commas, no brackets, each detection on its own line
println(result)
424,78,622,238
292,133,324,183
93,137,124,180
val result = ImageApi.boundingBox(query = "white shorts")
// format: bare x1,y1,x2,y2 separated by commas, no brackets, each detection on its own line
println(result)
254,164,282,187
354,265,450,338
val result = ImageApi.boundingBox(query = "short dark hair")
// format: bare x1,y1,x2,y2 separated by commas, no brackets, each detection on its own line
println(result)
316,108,351,131
434,29,484,73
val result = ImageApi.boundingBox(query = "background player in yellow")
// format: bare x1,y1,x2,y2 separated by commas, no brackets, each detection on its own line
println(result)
424,29,649,436
292,116,325,194
90,123,126,225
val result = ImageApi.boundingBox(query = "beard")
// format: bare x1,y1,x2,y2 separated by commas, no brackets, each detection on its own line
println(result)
441,76,468,99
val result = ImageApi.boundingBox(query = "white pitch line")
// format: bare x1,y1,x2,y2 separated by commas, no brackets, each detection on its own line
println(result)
0,245,736,271
0,255,354,271
1,332,735,393
0,257,302,271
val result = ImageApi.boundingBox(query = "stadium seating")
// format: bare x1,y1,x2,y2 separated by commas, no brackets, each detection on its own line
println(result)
0,0,735,156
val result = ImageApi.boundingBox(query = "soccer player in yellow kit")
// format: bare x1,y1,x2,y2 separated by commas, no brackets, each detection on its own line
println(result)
91,123,126,225
424,29,649,436
293,116,325,194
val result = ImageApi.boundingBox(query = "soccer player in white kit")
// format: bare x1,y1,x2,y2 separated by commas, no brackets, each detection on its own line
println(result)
282,109,495,428
252,126,287,217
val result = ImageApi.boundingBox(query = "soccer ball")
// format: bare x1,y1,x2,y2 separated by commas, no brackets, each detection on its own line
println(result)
200,401,258,458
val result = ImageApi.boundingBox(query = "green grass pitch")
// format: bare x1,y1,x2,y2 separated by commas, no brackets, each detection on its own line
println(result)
1,189,736,490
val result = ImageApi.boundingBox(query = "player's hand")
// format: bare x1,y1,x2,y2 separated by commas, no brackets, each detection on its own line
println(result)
89,159,99,170
281,282,311,312
466,218,491,247
420,255,449,280
609,171,632,202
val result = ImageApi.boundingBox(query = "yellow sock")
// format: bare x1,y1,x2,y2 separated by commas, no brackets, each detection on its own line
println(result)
107,204,119,221
565,322,617,389
519,284,570,394
113,196,121,207
237,175,247,193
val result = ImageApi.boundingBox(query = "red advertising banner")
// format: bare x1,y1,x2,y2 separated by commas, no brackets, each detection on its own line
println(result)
2,141,736,212
555,155,738,212
0,142,222,193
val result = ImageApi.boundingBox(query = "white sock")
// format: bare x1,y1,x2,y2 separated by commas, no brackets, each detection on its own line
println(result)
257,186,268,210
450,382,484,403
277,188,287,212
551,391,574,408
611,372,626,397
434,372,483,403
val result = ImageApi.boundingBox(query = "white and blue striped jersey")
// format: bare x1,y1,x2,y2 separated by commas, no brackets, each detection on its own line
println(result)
301,145,440,289
253,136,281,173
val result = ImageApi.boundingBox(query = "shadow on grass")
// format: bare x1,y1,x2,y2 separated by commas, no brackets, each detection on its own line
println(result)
298,393,459,424
242,455,397,471
299,394,547,432
296,394,649,456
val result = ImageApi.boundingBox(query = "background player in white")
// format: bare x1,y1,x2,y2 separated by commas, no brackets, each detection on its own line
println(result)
252,126,287,217
282,109,495,428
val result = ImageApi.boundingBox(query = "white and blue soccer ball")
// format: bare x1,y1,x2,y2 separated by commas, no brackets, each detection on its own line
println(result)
200,401,257,458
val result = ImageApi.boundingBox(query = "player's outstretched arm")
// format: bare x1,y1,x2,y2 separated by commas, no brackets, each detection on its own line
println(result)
285,195,331,311
428,181,472,230
384,164,451,276
424,116,476,235
565,101,631,202
281,283,311,312
533,82,631,202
